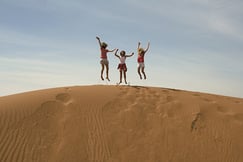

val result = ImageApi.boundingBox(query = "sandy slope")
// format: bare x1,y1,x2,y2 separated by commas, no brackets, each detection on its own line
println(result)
0,85,243,162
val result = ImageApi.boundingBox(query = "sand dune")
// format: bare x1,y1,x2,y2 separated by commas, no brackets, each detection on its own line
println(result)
0,85,243,162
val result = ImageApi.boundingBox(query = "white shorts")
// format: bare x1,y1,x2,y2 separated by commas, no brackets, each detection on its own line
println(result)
100,59,109,65
138,62,145,68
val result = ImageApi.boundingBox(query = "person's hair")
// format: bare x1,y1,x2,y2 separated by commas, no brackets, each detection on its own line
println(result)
120,50,126,56
138,48,145,55
101,42,108,48
138,48,145,53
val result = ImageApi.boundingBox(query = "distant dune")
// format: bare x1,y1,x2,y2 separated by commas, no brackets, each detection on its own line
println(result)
0,85,243,162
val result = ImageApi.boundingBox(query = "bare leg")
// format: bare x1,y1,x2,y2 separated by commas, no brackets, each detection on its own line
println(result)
142,67,146,79
105,64,110,81
138,67,142,79
101,64,104,80
124,71,127,84
119,70,122,84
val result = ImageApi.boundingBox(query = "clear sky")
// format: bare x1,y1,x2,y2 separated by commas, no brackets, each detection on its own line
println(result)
1,0,243,98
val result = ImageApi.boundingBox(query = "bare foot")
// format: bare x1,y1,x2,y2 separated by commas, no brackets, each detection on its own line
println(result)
106,77,110,81
125,80,127,84
101,76,104,80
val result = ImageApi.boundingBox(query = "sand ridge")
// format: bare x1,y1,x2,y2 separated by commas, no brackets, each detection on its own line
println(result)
0,85,243,162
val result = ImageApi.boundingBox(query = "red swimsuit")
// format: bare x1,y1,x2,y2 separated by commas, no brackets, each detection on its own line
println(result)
100,48,109,59
137,54,144,63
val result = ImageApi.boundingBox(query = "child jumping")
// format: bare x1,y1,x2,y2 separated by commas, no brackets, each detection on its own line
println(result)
114,49,134,84
137,41,150,79
96,36,116,81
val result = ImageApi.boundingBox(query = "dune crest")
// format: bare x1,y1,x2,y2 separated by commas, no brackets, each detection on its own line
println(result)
0,85,243,162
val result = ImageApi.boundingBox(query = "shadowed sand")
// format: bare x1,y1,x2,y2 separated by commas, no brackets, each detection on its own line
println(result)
0,85,243,162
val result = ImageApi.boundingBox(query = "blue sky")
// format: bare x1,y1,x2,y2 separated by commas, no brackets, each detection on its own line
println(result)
1,0,243,98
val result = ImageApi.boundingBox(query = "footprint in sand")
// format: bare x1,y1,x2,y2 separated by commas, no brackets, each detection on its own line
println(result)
233,113,243,123
162,89,169,93
64,87,71,91
166,96,174,103
216,106,243,123
148,89,161,99
216,105,230,113
37,100,64,119
202,97,214,103
56,93,72,106
192,93,200,97
234,100,242,104
191,112,202,132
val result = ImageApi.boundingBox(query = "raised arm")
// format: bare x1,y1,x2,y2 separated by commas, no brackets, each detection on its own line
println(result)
96,36,102,47
114,49,120,58
137,42,141,51
145,42,150,53
108,48,116,52
126,52,134,57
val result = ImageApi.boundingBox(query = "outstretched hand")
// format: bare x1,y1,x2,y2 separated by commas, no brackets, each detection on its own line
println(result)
96,36,100,40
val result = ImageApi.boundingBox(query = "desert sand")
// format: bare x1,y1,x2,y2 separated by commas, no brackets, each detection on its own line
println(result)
0,85,243,162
